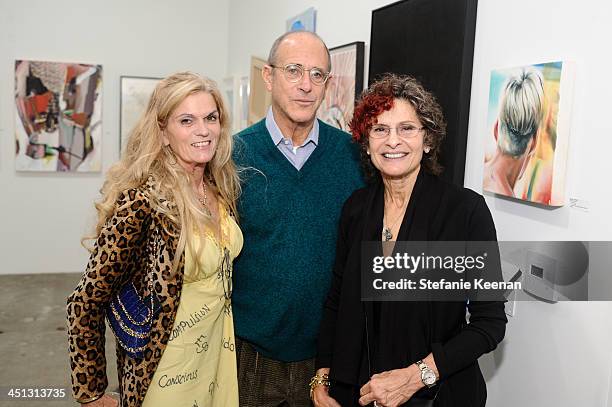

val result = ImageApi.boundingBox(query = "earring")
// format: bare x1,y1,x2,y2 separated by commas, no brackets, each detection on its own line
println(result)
424,147,430,154
367,150,371,156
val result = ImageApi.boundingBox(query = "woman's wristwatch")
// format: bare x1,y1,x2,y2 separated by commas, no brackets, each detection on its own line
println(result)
415,360,437,388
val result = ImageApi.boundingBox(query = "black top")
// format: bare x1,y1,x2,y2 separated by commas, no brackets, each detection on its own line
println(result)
316,169,507,407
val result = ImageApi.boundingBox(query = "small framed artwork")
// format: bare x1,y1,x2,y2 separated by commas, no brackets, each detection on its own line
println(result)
248,56,272,126
286,7,316,32
239,76,250,130
223,76,239,133
317,41,365,131
223,76,250,133
120,76,161,152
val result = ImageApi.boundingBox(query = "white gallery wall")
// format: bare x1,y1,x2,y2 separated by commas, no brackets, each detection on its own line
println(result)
466,1,612,406
225,0,612,406
0,0,229,275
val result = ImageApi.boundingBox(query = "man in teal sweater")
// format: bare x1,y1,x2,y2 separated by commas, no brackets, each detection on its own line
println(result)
232,30,363,406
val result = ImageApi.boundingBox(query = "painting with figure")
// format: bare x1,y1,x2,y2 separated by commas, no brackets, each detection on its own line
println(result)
120,76,161,151
483,61,573,206
317,42,364,131
14,60,102,172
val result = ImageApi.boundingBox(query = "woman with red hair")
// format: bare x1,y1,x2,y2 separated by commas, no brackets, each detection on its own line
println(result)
311,74,507,407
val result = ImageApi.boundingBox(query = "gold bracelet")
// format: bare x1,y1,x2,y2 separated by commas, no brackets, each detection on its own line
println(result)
76,393,103,404
309,373,330,400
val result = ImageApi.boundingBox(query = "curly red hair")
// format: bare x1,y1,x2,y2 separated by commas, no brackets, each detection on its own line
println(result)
349,93,394,142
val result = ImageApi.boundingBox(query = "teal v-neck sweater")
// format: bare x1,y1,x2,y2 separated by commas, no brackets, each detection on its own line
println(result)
232,119,364,361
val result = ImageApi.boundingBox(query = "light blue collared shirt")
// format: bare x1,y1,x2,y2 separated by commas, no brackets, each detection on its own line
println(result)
265,107,319,170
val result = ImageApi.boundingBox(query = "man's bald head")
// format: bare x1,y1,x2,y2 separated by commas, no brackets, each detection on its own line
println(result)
267,31,331,72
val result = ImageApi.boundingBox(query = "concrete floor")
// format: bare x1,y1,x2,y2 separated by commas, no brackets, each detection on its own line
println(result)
0,273,118,407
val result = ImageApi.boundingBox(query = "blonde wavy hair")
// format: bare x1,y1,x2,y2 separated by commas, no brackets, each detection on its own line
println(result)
87,71,240,273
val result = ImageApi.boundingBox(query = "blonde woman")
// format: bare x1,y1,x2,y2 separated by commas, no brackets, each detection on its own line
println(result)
67,72,242,407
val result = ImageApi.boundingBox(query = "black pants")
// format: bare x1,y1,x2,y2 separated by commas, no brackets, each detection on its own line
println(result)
328,381,362,406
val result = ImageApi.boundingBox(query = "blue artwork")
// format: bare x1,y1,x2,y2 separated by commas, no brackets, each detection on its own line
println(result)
286,7,316,32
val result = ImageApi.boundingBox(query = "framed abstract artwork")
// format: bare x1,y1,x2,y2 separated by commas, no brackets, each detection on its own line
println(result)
120,76,161,152
369,0,478,186
483,61,574,206
14,60,103,172
317,41,364,131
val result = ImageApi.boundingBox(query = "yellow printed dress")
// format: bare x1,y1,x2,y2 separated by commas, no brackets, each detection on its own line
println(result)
142,206,242,407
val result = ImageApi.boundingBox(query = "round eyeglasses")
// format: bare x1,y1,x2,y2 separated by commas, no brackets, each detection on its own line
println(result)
269,63,330,85
369,125,425,139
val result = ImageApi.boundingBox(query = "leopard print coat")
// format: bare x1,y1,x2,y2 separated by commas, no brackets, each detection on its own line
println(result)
67,178,185,406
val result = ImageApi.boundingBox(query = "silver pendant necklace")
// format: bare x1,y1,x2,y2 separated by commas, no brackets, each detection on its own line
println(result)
382,199,408,242
382,227,393,242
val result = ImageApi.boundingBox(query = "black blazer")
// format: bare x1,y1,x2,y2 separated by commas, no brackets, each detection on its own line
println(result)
316,170,507,407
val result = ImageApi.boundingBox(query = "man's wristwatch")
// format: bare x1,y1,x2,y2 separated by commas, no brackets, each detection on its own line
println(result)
415,360,437,388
